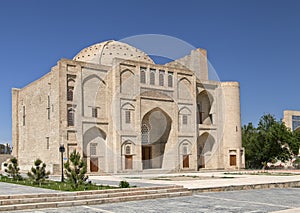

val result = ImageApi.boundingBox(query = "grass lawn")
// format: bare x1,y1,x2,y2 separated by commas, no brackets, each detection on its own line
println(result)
0,175,117,191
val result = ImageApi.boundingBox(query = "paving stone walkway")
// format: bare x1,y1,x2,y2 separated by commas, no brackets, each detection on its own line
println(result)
1,170,300,212
7,188,300,213
0,181,58,195
88,170,300,190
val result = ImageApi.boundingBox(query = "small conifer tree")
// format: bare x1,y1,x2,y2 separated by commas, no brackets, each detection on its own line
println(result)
27,159,50,184
4,157,22,180
64,150,88,189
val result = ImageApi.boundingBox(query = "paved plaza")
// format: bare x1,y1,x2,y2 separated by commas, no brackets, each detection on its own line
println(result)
0,182,57,195
87,170,300,190
1,171,300,212
5,188,300,213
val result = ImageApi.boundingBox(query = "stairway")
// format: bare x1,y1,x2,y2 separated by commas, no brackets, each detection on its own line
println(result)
0,185,191,211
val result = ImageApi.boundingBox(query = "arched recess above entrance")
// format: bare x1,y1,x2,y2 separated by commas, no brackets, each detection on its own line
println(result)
179,106,192,115
83,74,106,86
83,126,107,173
121,140,135,170
141,107,172,169
121,102,135,110
82,74,107,118
141,107,172,144
178,139,192,155
197,133,215,155
120,68,134,76
121,140,135,156
197,132,215,169
83,127,106,157
178,107,192,130
197,90,214,125
120,69,135,94
179,139,192,169
178,77,192,100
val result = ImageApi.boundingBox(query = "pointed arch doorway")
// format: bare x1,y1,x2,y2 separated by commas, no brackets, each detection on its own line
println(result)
83,127,106,173
197,133,215,169
141,108,171,169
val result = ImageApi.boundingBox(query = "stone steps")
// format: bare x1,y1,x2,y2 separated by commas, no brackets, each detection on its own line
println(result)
0,185,191,211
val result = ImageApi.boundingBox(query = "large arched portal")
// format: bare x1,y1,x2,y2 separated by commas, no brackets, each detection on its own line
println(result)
197,133,215,169
197,91,213,125
141,108,172,169
83,127,106,173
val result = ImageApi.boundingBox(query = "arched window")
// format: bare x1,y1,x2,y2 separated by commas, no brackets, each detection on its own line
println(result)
180,141,191,169
125,145,131,155
182,115,188,125
140,67,146,83
141,124,149,144
150,69,155,85
168,72,173,87
179,107,191,128
67,76,75,101
67,87,74,101
125,110,131,123
90,143,97,156
183,146,188,155
122,103,134,126
67,108,75,126
159,70,164,86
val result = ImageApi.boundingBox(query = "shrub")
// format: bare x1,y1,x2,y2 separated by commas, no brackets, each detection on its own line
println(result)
293,157,300,169
4,157,22,180
119,180,130,188
64,150,88,189
27,159,50,184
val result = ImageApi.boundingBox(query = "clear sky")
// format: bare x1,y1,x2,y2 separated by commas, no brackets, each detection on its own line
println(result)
1,0,300,145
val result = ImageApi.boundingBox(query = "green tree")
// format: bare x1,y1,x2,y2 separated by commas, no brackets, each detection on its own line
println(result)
242,122,260,168
27,159,50,184
64,150,88,189
242,114,300,169
4,157,22,180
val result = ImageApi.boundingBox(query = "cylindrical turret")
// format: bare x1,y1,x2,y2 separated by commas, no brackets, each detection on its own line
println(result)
221,82,244,169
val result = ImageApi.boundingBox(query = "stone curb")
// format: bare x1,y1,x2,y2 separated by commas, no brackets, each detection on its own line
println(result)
0,185,191,211
189,180,300,193
0,184,182,200
0,187,187,205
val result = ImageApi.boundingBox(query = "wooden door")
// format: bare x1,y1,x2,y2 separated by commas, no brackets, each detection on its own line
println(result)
200,155,205,168
230,155,236,166
125,155,133,170
90,158,99,172
142,146,151,169
183,155,189,168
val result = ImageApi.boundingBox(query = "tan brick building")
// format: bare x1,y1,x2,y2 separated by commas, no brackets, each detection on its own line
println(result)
283,110,300,132
12,40,245,174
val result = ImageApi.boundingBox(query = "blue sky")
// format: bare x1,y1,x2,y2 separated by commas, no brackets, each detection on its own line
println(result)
1,0,300,144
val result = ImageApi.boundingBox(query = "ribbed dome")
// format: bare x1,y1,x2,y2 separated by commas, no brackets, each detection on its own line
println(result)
73,40,154,66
